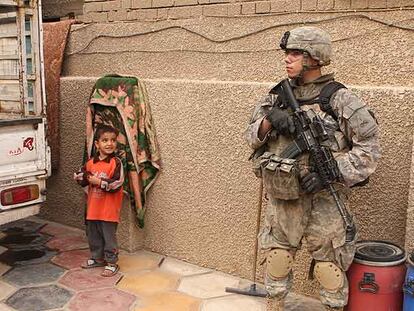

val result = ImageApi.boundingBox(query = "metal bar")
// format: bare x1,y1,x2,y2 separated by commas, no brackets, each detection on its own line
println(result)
0,55,19,60
36,0,45,116
0,95,20,101
0,75,19,80
0,54,34,60
16,5,25,117
0,116,42,126
0,33,17,39
0,0,18,6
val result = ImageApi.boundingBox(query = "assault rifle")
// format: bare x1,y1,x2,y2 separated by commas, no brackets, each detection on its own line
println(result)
277,79,356,243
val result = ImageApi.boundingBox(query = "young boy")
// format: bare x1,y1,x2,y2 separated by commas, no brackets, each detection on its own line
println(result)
74,124,124,277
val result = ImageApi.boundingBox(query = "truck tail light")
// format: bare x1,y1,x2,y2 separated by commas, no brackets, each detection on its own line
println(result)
1,185,39,206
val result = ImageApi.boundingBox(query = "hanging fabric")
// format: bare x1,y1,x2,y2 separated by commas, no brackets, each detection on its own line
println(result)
85,74,161,228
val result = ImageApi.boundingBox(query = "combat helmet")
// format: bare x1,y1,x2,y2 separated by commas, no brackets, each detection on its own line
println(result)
280,26,332,66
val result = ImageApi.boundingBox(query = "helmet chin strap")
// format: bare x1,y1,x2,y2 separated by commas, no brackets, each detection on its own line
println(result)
295,52,321,82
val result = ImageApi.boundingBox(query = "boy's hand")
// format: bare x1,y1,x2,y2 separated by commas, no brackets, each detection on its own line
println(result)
87,175,101,187
73,172,85,181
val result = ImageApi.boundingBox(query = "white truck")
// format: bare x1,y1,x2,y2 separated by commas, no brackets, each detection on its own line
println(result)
0,0,50,224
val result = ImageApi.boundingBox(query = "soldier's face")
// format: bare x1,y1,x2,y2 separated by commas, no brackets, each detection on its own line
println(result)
284,50,304,78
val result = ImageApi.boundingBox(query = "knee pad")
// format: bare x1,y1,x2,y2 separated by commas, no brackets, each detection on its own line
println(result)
266,249,294,279
314,262,344,292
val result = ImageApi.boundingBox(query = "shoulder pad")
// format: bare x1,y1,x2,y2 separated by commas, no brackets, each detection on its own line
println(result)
342,98,366,119
331,88,366,119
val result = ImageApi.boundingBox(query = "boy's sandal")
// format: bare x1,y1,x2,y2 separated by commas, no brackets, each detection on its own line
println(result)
81,259,106,269
101,264,119,277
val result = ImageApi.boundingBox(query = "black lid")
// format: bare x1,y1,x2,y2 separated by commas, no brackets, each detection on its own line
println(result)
354,240,406,266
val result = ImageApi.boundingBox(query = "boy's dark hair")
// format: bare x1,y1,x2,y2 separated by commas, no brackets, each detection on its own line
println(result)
94,124,119,141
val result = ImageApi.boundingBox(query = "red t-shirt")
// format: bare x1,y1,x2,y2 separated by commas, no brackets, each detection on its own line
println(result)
84,156,124,222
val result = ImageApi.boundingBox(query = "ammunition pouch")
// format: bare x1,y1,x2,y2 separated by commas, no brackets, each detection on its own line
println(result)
259,152,300,200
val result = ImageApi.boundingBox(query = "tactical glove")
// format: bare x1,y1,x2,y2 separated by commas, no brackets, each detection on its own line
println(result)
300,172,324,194
266,106,295,136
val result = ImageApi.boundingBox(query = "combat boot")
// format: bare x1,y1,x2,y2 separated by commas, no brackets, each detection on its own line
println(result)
266,297,285,311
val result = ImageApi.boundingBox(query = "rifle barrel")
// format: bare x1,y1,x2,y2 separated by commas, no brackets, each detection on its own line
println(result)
328,184,355,242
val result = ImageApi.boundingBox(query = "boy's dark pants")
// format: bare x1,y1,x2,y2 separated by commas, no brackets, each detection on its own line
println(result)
86,220,118,264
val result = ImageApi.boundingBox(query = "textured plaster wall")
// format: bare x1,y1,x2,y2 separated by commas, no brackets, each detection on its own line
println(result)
42,8,414,296
63,11,414,87
405,134,414,253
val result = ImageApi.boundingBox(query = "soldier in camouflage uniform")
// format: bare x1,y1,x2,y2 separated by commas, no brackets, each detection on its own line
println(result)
245,26,381,311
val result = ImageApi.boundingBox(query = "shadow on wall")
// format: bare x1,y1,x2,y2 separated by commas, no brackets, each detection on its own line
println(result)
42,0,83,22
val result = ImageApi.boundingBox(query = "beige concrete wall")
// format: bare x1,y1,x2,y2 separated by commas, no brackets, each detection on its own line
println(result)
405,134,414,253
63,11,413,86
41,3,414,297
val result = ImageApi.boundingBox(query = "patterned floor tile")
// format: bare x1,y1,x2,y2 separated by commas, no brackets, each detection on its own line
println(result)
285,293,324,311
59,268,122,291
201,295,265,311
0,281,16,301
46,235,88,252
0,218,325,311
5,285,72,311
159,257,211,277
118,251,164,274
178,272,239,299
0,262,11,276
0,247,57,266
0,220,45,234
0,232,50,250
117,270,179,296
134,291,200,311
40,223,85,238
2,263,65,287
51,249,90,270
68,288,136,311
0,303,14,311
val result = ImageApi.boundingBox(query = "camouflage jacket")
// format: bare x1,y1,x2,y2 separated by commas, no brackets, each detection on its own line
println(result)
245,74,381,187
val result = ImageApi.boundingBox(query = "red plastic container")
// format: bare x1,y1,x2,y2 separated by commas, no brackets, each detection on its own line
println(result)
345,241,406,311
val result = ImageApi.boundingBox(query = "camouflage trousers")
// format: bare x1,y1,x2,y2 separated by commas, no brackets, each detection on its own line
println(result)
259,187,356,307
